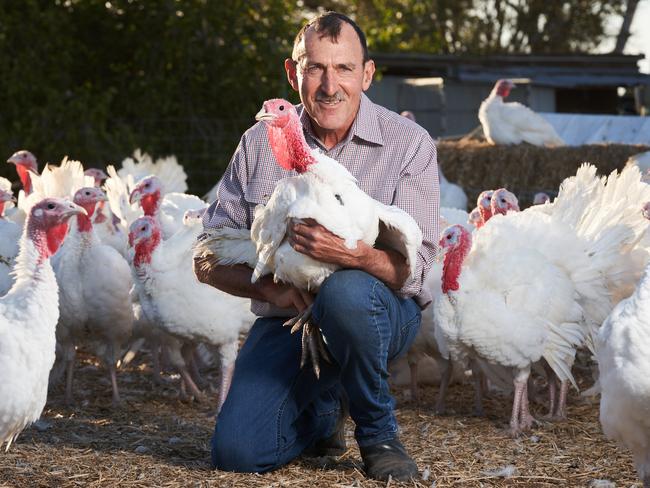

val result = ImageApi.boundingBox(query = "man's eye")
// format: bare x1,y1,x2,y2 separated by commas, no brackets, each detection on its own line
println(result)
306,65,322,75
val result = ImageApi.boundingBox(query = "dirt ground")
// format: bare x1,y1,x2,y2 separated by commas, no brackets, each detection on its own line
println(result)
0,351,639,488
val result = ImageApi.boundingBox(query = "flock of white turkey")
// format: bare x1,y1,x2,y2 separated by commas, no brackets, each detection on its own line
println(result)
2,85,650,485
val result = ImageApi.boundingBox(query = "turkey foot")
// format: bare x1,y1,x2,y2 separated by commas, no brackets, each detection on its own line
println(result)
284,305,331,378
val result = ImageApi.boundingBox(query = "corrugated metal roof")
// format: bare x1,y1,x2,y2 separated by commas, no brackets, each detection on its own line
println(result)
371,52,650,87
458,71,650,87
541,113,650,145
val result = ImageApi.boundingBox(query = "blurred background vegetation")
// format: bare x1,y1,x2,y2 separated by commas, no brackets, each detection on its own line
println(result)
0,0,628,194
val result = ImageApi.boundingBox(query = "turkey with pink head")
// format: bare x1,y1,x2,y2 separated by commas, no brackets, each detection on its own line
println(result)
479,79,564,147
435,164,650,435
0,198,84,449
52,187,133,405
129,215,254,409
197,98,423,378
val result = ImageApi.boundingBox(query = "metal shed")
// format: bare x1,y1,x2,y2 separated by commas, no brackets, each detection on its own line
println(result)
366,53,650,138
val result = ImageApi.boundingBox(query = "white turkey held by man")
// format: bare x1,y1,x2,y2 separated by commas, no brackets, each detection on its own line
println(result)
197,98,424,377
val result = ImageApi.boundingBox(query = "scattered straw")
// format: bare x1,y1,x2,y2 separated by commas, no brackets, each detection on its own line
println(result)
0,350,639,487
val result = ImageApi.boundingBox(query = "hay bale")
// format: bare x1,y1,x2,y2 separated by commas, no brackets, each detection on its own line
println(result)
438,140,650,209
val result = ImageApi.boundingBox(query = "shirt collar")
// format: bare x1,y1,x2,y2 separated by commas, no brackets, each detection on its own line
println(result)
298,93,384,148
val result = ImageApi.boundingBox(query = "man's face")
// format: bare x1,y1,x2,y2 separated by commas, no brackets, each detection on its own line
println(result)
285,22,375,140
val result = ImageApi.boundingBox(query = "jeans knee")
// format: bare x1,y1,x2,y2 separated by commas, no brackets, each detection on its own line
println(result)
315,270,381,343
212,425,273,473
318,270,377,315
211,430,266,473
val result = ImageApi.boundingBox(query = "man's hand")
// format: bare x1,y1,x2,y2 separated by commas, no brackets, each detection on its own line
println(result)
257,275,314,313
287,218,410,291
287,218,364,268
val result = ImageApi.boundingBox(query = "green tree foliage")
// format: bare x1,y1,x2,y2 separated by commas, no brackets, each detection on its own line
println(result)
0,1,626,193
304,0,625,54
0,0,300,193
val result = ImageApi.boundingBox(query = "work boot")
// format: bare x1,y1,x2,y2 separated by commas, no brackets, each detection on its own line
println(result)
359,437,418,481
302,395,349,457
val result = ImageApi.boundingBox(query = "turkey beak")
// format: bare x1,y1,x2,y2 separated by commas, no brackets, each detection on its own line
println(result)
97,192,108,202
255,108,277,122
129,188,142,205
0,192,15,203
62,202,87,218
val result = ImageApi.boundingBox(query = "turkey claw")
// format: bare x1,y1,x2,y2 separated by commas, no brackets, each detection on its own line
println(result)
297,318,332,379
284,304,313,334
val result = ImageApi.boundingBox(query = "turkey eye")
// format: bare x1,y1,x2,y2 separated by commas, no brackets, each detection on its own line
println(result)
446,235,451,239
47,203,55,209
85,191,91,196
279,105,284,111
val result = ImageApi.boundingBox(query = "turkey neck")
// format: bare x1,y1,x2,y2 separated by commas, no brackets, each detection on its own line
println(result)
16,165,33,195
10,220,67,287
442,236,471,294
133,232,161,270
76,202,98,234
478,206,492,227
269,117,315,174
141,190,162,218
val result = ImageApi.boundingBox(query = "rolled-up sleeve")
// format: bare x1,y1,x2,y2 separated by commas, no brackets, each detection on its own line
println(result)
392,134,439,307
202,136,250,233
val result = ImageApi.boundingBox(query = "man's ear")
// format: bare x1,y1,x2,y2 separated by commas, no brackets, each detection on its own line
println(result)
362,59,375,91
285,58,299,92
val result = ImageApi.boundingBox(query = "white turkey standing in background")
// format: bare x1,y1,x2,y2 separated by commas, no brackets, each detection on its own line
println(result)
129,215,254,410
0,198,85,449
436,164,650,435
598,203,650,488
118,149,189,194
5,150,39,225
479,79,564,147
439,171,468,211
52,187,133,405
0,182,19,297
129,175,207,239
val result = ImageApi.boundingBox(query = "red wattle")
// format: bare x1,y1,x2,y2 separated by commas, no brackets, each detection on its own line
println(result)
441,232,471,295
16,165,33,194
46,223,70,257
133,230,161,268
141,191,160,216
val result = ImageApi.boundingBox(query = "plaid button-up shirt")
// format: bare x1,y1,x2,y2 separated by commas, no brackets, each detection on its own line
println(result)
202,93,440,316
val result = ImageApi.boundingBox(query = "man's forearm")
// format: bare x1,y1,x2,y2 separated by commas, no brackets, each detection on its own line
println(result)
193,259,270,301
349,243,410,291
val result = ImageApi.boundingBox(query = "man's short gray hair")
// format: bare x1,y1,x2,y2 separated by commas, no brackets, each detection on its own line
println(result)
291,11,369,63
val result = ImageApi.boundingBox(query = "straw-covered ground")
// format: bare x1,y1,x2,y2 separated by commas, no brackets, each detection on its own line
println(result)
0,350,638,488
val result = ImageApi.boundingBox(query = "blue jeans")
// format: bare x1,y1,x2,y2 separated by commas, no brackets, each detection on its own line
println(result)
211,269,421,472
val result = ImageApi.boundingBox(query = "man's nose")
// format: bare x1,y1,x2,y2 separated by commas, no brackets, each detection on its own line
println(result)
320,68,339,96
